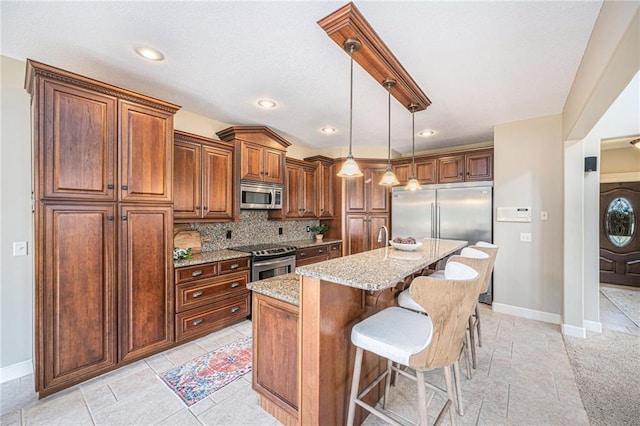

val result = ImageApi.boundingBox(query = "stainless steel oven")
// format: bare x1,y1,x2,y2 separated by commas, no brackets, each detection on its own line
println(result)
230,243,297,282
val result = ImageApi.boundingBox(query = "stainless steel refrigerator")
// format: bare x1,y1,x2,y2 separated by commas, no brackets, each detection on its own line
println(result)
391,181,493,303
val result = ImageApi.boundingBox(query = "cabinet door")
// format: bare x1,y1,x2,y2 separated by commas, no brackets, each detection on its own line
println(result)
392,164,412,184
369,214,389,251
438,155,464,183
465,151,493,181
40,203,116,391
263,148,284,184
173,141,202,219
284,164,303,218
202,145,233,220
318,162,334,218
240,141,264,181
345,174,366,213
41,80,117,201
119,205,173,362
345,214,368,255
367,168,390,213
415,159,437,184
302,165,317,218
119,101,173,203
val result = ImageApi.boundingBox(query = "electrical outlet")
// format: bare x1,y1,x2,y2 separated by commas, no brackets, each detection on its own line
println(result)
226,230,232,239
520,232,532,242
306,226,310,232
278,227,283,235
13,241,28,256
540,211,548,221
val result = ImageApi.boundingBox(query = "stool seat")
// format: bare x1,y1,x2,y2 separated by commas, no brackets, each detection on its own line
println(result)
352,307,433,365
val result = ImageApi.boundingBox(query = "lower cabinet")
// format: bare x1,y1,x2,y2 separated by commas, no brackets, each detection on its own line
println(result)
345,214,389,255
252,293,299,425
296,242,342,266
174,258,251,342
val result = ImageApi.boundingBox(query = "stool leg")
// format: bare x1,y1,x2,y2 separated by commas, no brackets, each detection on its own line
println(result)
347,347,364,426
415,369,429,426
465,331,474,379
468,316,477,369
443,365,457,426
383,359,392,409
476,304,482,347
453,361,464,416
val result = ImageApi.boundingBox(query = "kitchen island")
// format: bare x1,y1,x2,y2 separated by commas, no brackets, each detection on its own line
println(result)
249,238,467,426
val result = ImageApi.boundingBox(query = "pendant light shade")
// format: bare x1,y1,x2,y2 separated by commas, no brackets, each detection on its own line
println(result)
379,79,400,186
405,104,422,191
337,39,363,178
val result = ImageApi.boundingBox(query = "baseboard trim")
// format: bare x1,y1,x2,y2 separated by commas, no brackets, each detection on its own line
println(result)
583,320,603,333
562,323,587,338
492,302,562,324
0,359,33,383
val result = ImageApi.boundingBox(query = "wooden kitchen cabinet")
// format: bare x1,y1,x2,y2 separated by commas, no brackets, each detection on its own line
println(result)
173,131,234,222
345,166,389,213
305,156,335,218
392,158,437,185
174,257,251,342
27,60,180,396
39,203,117,393
437,149,493,183
438,154,465,183
296,242,343,266
253,293,299,424
345,214,389,255
118,205,174,363
217,126,291,186
273,158,317,219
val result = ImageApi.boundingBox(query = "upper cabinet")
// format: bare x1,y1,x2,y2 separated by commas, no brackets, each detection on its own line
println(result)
217,126,290,185
392,158,437,186
391,148,493,185
173,131,235,222
270,158,318,220
26,60,179,203
345,164,390,214
305,156,335,219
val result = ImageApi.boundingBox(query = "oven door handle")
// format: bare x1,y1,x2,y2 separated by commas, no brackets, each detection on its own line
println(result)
253,257,295,268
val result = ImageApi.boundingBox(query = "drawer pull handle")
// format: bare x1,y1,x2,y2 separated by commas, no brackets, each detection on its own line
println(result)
230,282,240,288
231,306,240,313
319,249,323,253
191,270,203,277
192,291,203,298
300,253,306,257
192,318,204,326
229,264,239,270
122,185,128,190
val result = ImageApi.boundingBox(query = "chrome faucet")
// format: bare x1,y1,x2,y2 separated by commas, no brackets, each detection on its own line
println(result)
377,225,389,248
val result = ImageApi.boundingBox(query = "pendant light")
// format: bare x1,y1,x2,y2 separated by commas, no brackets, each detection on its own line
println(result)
337,39,363,178
379,79,400,186
405,104,422,191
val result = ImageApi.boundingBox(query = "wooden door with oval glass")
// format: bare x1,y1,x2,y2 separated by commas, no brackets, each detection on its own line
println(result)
600,182,640,286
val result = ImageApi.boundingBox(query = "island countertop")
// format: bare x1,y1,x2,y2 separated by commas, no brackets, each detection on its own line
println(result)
295,238,467,291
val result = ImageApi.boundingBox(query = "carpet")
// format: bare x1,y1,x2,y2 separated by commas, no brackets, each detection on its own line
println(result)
600,287,640,326
564,329,640,426
160,335,252,406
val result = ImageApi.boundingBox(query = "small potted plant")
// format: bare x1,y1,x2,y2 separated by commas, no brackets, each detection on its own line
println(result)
310,224,329,241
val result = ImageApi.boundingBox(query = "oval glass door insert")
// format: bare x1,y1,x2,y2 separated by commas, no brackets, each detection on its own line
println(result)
606,197,635,247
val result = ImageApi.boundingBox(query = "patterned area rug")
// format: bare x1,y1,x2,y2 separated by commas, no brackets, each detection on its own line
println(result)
600,287,640,326
160,335,252,406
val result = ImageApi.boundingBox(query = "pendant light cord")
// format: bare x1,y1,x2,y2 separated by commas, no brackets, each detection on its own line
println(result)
411,110,416,178
387,81,391,166
349,45,354,156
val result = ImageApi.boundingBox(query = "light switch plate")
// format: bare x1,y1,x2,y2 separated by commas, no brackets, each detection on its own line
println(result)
520,233,532,243
540,211,548,221
13,241,28,256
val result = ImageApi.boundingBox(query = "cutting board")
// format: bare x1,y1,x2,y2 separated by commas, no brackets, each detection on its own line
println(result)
173,230,202,254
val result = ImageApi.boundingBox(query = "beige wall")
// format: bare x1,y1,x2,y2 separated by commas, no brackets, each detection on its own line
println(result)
493,115,564,317
0,56,34,374
601,147,640,174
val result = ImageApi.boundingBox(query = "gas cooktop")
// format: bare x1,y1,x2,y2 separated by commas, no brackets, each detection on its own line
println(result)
230,243,297,259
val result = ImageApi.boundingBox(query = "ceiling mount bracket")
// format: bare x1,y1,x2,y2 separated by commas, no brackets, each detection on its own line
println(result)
343,38,362,53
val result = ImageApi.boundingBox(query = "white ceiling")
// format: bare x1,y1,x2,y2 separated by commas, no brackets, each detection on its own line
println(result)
1,1,603,154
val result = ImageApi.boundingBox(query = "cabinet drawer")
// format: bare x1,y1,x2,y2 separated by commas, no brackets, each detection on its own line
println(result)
176,272,249,313
175,293,250,342
219,257,250,274
175,263,218,284
329,243,342,259
296,246,327,261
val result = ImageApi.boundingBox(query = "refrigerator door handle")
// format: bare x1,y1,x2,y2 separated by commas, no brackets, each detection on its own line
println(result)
437,203,441,238
431,202,435,238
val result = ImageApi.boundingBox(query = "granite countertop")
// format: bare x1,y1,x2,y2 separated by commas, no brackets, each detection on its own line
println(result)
174,249,250,268
295,238,467,292
285,238,342,249
247,273,300,306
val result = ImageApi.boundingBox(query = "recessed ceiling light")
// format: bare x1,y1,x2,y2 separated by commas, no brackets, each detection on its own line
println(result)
419,130,435,137
257,99,277,108
134,46,165,61
321,127,336,134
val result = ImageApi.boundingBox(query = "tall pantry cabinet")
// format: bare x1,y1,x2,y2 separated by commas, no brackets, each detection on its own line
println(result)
26,60,180,396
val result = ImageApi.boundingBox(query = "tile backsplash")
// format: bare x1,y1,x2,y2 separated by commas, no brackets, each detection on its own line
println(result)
192,210,320,251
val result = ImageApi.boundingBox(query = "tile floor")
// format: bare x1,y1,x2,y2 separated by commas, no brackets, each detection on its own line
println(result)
1,298,635,426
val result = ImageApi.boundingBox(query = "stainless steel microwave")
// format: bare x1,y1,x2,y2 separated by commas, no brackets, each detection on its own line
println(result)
240,182,283,210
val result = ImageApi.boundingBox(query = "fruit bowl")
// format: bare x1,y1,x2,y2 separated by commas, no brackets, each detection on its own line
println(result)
389,241,423,251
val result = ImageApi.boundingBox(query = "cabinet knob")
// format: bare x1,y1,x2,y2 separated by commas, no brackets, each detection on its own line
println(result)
191,270,203,277
192,291,203,298
203,206,208,210
107,184,114,189
195,206,201,210
230,282,240,288
121,185,128,190
231,306,240,313
107,216,114,221
192,318,204,326
122,216,128,221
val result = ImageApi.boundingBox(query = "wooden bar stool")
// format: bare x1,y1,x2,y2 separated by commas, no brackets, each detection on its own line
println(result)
468,242,498,363
347,262,480,426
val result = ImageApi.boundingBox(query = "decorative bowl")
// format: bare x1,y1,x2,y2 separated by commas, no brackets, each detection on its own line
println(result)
389,241,423,251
